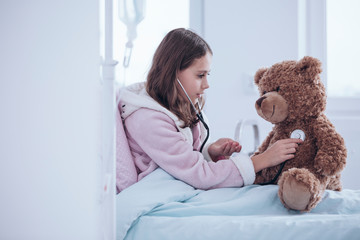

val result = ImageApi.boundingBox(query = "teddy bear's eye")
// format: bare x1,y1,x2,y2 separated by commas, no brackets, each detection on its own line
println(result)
276,86,280,92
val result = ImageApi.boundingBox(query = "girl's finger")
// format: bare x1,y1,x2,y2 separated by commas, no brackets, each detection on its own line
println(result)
284,143,300,149
286,147,296,154
284,154,295,160
224,143,232,154
233,146,241,153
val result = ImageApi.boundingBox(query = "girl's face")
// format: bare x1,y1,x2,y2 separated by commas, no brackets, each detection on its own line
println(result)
177,52,212,104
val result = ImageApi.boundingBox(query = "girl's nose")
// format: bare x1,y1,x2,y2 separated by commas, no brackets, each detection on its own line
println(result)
202,77,210,89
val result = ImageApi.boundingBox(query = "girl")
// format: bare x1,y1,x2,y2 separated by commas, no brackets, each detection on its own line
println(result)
119,28,302,190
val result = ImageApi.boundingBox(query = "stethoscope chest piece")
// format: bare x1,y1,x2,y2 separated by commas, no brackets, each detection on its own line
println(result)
290,129,306,141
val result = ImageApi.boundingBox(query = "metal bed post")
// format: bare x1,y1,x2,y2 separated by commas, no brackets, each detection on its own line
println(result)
234,119,260,156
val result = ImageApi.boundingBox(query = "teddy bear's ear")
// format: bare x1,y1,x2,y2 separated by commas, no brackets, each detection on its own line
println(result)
254,68,267,85
296,56,322,82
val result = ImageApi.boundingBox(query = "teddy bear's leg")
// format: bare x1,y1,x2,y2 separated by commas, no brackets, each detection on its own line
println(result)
278,168,323,212
327,173,342,191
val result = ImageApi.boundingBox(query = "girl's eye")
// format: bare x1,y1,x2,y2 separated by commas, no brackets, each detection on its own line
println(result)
263,91,267,95
198,73,210,79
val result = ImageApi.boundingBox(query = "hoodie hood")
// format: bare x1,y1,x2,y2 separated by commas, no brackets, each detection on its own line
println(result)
118,82,185,127
117,82,209,144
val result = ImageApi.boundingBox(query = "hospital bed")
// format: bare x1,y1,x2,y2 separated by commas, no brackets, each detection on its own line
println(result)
115,103,360,240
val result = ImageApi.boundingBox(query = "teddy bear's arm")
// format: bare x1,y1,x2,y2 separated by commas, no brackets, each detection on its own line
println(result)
253,130,275,155
313,124,347,176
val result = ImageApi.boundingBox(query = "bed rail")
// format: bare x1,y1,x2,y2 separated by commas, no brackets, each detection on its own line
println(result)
234,119,260,156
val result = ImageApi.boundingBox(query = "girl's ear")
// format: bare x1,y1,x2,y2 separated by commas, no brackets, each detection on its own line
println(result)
296,56,322,82
254,68,267,85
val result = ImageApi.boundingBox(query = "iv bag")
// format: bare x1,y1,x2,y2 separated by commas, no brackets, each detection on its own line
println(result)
118,0,146,68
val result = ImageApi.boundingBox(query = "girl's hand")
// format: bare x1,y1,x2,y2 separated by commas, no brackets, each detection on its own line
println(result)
208,138,242,162
251,138,303,172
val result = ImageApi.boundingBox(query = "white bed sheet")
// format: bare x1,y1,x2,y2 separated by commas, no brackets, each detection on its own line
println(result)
116,168,360,240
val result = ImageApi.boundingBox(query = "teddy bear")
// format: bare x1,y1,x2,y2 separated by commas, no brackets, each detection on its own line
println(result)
253,56,347,212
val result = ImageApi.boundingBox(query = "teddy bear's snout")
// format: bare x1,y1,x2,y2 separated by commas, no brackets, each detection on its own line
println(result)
256,96,266,107
255,92,289,124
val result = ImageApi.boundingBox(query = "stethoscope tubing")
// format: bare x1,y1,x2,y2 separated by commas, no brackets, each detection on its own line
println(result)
177,79,209,153
197,113,209,153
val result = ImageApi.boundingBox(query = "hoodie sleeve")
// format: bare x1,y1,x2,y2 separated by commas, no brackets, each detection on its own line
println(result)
125,108,255,190
201,142,213,162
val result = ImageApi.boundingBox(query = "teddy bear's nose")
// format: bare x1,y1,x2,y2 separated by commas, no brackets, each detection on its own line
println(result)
256,96,266,107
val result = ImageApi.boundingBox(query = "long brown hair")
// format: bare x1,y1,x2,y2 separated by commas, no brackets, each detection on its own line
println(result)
146,28,213,128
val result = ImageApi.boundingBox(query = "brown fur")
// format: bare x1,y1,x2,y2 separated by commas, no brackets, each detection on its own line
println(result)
253,56,347,212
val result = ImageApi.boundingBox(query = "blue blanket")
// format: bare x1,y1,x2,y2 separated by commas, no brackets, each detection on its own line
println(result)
116,169,360,240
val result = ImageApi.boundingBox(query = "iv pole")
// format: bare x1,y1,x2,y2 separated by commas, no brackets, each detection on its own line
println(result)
100,1,144,239
101,0,118,239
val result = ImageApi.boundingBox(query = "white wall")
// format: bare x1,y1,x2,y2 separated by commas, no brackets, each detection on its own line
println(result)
0,1,103,239
201,0,360,189
203,0,298,149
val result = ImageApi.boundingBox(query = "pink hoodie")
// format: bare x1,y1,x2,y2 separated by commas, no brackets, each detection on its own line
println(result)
117,82,255,190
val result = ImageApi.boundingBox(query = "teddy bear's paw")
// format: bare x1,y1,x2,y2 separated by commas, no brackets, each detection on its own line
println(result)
281,173,311,211
278,168,322,212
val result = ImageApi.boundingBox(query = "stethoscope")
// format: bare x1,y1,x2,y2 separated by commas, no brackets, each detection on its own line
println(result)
259,129,306,185
177,79,210,152
177,78,306,181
